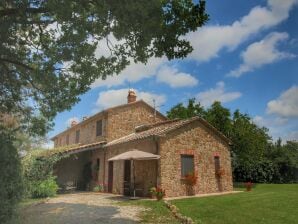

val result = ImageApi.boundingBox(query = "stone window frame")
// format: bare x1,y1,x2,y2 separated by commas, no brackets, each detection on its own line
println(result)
66,134,69,145
178,149,198,179
75,130,80,143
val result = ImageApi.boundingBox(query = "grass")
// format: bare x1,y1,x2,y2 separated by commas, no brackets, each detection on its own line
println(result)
120,199,180,223
171,184,298,224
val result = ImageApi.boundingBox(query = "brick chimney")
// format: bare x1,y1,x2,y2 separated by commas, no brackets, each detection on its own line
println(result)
127,89,137,103
70,120,78,127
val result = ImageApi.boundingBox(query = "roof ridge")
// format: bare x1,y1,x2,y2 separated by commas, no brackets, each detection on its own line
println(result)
146,118,181,128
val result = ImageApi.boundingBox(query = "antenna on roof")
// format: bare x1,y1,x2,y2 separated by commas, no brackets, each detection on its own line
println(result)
153,99,157,122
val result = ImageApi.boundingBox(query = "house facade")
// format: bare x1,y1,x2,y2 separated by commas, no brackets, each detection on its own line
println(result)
51,90,233,197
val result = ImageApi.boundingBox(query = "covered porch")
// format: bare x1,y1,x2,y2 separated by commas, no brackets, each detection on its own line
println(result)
108,150,160,197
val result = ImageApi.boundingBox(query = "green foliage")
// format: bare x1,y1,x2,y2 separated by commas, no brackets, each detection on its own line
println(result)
30,176,58,198
93,184,104,192
22,149,68,198
233,159,276,183
0,0,209,136
204,101,232,136
266,140,298,183
167,98,205,119
0,128,23,224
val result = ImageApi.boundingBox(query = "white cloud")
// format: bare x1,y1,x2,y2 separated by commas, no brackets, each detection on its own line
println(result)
65,117,79,127
228,32,295,77
156,65,198,88
94,88,166,111
91,57,198,89
91,57,167,88
186,0,298,62
285,131,298,142
253,115,297,143
267,85,298,117
253,115,288,127
196,81,242,107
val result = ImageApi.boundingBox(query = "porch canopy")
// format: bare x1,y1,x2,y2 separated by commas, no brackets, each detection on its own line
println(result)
108,149,160,161
108,149,160,198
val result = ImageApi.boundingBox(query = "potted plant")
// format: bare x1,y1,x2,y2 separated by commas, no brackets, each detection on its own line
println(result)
184,172,198,195
245,181,253,191
215,168,225,178
93,182,104,193
184,172,198,186
155,187,165,200
149,187,157,199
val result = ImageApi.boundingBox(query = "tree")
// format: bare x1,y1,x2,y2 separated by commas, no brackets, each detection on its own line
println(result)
265,140,298,183
0,3,208,222
204,101,232,136
0,127,23,223
0,0,209,136
167,98,205,119
230,110,272,182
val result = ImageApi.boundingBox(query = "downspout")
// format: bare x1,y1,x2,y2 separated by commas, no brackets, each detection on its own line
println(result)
154,135,161,187
103,147,106,190
103,111,108,191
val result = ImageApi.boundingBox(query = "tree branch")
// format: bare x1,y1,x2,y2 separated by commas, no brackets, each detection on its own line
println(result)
0,58,33,70
0,7,48,18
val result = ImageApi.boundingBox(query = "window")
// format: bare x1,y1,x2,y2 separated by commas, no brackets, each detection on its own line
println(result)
96,120,103,136
181,155,194,177
66,134,69,145
214,156,220,172
75,130,80,143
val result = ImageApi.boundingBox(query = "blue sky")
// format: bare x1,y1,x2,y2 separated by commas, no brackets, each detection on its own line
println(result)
48,0,298,146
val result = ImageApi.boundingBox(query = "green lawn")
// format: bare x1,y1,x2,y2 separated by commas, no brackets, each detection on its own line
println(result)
172,184,298,224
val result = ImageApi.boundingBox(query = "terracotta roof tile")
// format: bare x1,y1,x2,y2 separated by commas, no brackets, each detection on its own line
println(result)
42,141,106,157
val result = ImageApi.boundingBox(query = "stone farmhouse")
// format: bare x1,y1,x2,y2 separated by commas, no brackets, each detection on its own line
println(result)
51,89,233,197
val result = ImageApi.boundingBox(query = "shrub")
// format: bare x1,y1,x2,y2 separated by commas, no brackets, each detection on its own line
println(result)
93,183,104,192
0,129,23,224
22,149,68,198
31,176,58,198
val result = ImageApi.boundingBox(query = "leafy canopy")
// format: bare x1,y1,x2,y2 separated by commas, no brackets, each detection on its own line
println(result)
0,0,209,136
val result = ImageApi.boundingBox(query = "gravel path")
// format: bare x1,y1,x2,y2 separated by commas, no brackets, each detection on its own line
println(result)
21,193,146,224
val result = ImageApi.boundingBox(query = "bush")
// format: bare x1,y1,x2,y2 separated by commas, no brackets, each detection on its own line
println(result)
22,150,67,198
31,176,58,198
0,129,23,224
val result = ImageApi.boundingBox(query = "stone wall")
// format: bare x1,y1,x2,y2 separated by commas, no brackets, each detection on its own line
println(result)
159,121,233,197
90,148,105,188
106,102,166,142
54,113,107,147
53,101,166,147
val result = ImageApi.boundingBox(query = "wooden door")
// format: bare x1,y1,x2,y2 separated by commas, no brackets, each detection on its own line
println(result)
108,161,113,193
214,156,222,191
